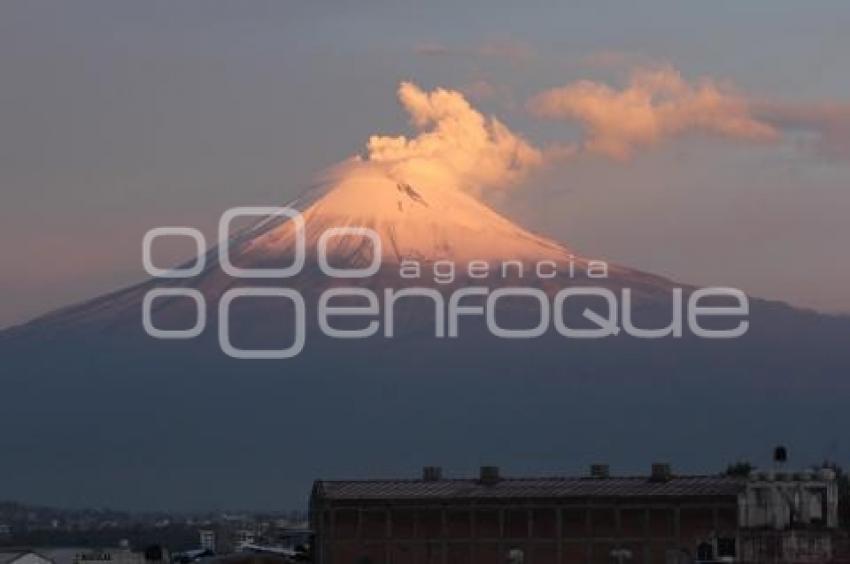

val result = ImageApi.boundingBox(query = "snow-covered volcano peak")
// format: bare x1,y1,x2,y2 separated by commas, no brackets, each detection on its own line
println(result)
236,161,573,267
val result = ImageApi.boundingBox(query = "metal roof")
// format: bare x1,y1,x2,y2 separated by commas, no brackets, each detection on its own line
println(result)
313,475,744,502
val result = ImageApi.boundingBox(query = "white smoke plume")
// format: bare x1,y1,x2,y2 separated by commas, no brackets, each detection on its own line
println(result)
528,66,778,159
364,81,544,195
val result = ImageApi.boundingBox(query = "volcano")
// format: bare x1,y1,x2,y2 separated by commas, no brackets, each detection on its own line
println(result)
2,164,850,510
238,160,573,265
2,159,678,344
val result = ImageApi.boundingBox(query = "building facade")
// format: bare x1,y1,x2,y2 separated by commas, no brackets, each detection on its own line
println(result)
310,465,840,564
738,468,839,563
198,529,216,553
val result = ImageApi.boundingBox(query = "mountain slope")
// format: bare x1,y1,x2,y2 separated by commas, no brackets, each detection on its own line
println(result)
241,161,572,265
2,161,679,341
2,169,850,510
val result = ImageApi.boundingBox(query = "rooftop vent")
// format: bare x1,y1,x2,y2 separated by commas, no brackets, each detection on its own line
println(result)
650,463,672,482
479,466,500,485
422,466,443,482
590,464,610,479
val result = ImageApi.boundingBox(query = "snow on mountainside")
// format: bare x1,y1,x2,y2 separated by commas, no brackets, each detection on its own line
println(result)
238,159,573,266
219,158,670,296
1,156,690,341
1,79,686,339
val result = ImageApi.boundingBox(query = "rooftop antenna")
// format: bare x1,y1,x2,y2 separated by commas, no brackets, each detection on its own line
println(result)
773,445,788,470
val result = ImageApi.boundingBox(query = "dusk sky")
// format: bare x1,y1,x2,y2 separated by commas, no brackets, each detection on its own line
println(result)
2,0,849,328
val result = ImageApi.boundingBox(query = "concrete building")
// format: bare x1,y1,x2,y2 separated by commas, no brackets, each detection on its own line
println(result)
199,530,216,553
72,549,146,564
738,468,839,563
310,464,841,564
0,547,168,564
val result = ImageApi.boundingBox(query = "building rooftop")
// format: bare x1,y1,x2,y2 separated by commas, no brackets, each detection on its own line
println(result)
0,552,51,564
313,474,745,502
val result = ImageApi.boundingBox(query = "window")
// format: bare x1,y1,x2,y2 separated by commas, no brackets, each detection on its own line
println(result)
696,542,713,561
506,548,524,564
717,537,736,558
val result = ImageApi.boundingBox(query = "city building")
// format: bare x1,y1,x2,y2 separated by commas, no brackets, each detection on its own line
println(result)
72,548,146,564
10,546,161,564
310,463,840,564
199,530,216,553
0,552,53,564
738,468,839,562
234,529,258,551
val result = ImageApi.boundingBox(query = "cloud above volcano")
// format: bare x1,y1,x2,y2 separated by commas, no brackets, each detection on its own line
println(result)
348,70,846,200
754,100,850,160
528,66,779,159
364,81,544,195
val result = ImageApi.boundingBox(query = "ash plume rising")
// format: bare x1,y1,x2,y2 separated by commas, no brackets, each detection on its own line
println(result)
363,81,544,196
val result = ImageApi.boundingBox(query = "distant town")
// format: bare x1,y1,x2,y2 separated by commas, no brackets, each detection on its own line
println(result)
3,451,850,564
0,504,310,563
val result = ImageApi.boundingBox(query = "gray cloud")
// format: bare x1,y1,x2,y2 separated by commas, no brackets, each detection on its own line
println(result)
755,101,850,160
